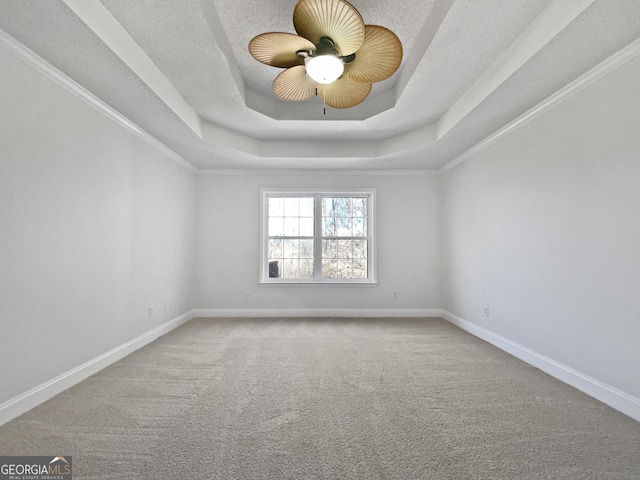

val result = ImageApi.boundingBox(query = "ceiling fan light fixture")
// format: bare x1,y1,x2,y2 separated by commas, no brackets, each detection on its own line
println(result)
249,0,402,108
304,54,344,84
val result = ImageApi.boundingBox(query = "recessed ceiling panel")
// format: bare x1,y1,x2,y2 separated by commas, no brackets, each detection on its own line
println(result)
215,0,433,99
2,0,640,171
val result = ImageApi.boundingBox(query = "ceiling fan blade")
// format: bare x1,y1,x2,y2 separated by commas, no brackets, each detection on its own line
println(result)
249,32,316,68
343,25,403,84
293,0,365,56
317,75,371,109
273,65,318,101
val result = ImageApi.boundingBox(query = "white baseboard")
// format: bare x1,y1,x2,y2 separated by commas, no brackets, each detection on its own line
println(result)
5,309,637,426
0,308,434,426
0,310,196,427
192,308,442,318
440,310,640,423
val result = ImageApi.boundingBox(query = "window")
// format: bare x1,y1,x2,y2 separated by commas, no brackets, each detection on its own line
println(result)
260,189,376,284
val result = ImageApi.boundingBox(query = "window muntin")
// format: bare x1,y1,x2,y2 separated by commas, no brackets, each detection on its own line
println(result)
267,196,315,279
261,189,375,284
321,196,368,279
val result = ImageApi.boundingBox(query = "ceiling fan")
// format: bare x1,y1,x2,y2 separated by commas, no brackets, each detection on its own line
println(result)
248,0,403,109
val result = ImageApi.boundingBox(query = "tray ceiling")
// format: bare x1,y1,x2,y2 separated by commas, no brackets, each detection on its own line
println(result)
1,0,639,170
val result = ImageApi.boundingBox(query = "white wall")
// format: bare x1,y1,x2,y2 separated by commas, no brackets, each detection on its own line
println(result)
440,54,640,402
0,47,197,405
196,172,440,314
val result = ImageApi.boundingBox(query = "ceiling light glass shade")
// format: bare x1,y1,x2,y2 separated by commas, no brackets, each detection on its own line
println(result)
305,55,344,84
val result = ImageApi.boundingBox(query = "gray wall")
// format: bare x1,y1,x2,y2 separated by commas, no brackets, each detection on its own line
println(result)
196,172,441,314
0,48,197,405
440,55,640,400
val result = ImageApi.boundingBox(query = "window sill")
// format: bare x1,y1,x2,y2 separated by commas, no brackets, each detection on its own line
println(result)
259,280,378,287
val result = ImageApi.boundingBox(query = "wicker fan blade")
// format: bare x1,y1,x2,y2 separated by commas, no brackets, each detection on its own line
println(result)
249,33,316,68
317,75,371,108
293,0,364,56
273,65,318,101
343,25,403,84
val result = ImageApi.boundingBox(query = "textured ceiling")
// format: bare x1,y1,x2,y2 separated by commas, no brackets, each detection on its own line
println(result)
216,0,435,99
1,0,640,171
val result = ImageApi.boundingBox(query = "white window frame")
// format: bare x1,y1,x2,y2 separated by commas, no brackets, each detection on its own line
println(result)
260,188,377,285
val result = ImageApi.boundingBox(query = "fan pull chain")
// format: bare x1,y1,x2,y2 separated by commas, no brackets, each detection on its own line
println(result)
316,87,326,115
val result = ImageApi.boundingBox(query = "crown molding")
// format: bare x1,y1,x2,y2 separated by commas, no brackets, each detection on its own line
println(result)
0,25,435,172
6,18,639,175
224,0,455,122
197,168,437,176
62,0,202,138
439,36,640,175
58,0,441,157
437,0,597,140
0,28,197,174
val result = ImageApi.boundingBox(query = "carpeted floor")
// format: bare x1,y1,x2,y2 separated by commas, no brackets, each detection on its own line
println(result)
1,317,639,479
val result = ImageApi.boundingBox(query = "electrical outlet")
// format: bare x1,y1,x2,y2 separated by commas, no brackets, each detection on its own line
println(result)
245,291,251,299
149,306,154,317
483,306,490,317
393,292,398,300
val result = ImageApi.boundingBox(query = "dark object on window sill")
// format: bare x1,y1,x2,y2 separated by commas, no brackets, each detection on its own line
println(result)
269,261,280,278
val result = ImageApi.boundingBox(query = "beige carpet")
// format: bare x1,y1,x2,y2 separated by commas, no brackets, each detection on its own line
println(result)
1,317,639,479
